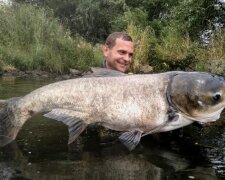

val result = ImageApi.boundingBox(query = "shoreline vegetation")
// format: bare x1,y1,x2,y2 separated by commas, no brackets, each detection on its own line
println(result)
0,2,224,75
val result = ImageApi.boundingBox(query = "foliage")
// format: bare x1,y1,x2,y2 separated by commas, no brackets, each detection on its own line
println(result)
125,0,180,21
151,24,195,71
0,5,97,73
194,29,225,73
155,25,194,61
13,0,127,43
5,0,225,74
126,23,156,73
112,7,149,31
112,8,155,73
162,0,225,40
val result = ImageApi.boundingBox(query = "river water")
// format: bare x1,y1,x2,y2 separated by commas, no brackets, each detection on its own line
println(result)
0,76,225,180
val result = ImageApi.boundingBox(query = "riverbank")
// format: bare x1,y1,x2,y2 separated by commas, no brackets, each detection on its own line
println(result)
0,68,89,80
0,64,154,80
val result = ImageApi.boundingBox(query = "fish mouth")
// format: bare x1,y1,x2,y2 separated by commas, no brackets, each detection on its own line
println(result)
181,105,224,123
0,135,14,147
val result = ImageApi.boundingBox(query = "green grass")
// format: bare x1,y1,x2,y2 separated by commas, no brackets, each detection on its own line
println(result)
1,4,224,74
125,23,156,73
194,29,225,73
0,5,98,73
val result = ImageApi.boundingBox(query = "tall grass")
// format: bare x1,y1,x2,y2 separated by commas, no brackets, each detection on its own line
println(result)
0,5,97,73
155,26,196,63
126,23,156,73
115,8,155,73
195,29,225,73
1,5,224,74
124,23,225,74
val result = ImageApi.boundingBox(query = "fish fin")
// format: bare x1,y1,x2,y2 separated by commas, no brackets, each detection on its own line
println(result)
142,106,179,137
43,109,88,144
84,67,127,77
167,106,179,122
119,130,142,151
142,107,180,138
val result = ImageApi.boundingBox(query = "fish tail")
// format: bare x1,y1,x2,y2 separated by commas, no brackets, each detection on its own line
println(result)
0,97,21,147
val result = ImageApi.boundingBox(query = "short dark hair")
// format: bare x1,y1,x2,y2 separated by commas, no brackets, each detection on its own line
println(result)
105,32,133,48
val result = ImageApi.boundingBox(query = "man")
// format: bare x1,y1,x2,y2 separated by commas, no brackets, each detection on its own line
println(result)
102,32,134,73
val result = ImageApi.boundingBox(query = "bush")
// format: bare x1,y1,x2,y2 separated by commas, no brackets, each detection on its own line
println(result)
0,5,96,73
194,29,225,73
154,24,198,71
126,23,156,73
113,8,156,73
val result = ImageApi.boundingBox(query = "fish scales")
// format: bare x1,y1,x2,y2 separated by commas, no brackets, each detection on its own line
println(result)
1,69,225,151
17,74,169,130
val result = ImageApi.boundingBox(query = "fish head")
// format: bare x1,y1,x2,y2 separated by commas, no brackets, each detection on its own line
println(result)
169,72,225,123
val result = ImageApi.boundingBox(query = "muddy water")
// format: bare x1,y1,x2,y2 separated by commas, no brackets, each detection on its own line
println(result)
0,76,224,180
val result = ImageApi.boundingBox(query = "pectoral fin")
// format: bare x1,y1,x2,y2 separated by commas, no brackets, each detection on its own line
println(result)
119,131,142,151
44,109,88,144
167,106,179,122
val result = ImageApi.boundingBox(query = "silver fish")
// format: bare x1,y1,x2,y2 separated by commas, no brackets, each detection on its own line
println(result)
1,70,225,150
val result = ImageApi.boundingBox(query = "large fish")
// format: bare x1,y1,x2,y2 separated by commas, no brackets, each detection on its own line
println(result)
1,69,225,150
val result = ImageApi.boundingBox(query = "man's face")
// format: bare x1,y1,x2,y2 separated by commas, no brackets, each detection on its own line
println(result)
103,38,134,72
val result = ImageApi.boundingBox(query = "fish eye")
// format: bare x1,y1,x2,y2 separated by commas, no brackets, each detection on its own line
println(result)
212,93,221,102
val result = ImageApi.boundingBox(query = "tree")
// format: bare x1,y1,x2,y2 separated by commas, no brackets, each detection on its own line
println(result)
13,0,127,43
162,0,225,40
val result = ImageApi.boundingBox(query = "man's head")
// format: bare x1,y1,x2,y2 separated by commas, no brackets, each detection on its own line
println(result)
103,32,134,73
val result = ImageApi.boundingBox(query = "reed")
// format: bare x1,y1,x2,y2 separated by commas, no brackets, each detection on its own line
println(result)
155,26,195,62
126,23,155,73
0,5,96,73
195,29,225,73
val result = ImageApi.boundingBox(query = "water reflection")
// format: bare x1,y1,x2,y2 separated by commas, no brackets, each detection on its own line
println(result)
0,76,221,180
0,136,219,180
0,76,55,99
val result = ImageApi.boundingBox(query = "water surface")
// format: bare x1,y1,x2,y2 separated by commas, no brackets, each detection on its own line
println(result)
0,76,224,180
